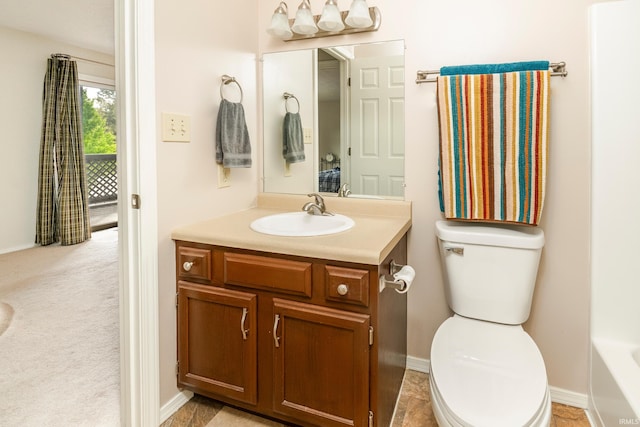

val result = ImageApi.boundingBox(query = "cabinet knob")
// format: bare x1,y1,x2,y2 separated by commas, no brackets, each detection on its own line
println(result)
337,284,349,296
183,261,194,272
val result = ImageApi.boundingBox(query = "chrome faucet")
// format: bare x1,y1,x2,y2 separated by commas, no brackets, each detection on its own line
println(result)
302,193,333,216
337,183,351,197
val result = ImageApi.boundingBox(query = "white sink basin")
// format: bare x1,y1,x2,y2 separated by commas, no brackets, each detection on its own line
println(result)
250,211,354,237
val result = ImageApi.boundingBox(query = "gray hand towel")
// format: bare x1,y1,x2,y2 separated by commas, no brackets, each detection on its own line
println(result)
282,112,305,163
216,99,251,168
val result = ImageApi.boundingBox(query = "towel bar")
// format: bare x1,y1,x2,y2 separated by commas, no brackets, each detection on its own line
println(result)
283,92,300,113
220,74,244,103
415,61,567,84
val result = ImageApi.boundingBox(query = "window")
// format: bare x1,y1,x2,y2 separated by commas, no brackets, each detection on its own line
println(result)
81,84,116,155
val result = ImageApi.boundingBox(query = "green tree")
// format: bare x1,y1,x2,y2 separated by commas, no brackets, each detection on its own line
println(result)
95,88,116,136
82,88,116,154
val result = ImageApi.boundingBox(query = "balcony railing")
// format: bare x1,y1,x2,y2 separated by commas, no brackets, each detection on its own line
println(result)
86,153,117,205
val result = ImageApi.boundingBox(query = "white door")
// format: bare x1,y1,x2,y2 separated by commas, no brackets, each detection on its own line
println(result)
349,55,404,197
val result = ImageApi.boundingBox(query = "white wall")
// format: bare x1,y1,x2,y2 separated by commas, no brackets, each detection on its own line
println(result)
154,0,259,406
0,26,114,254
258,0,594,395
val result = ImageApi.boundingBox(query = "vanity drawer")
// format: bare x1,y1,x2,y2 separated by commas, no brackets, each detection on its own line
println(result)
177,246,212,282
325,265,370,307
223,252,312,297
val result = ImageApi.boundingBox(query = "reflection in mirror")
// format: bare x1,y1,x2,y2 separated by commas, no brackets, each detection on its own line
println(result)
262,40,405,199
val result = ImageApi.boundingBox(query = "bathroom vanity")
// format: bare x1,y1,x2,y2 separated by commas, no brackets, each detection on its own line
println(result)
171,194,411,427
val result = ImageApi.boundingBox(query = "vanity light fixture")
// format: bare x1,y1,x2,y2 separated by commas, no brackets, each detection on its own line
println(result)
292,0,318,35
267,0,381,42
267,2,293,39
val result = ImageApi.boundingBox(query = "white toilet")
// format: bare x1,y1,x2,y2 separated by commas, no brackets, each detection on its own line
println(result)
430,220,551,427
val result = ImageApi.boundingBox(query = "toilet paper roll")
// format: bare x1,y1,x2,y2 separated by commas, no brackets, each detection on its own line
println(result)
393,265,415,294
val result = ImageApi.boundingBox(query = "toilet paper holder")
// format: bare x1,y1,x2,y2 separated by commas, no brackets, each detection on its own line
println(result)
379,260,414,293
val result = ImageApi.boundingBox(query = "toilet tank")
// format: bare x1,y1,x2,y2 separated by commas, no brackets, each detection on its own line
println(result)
435,220,545,325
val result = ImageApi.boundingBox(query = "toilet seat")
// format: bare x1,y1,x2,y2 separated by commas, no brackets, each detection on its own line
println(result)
430,315,550,427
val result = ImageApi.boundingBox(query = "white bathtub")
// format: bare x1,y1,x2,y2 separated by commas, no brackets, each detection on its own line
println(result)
590,338,640,426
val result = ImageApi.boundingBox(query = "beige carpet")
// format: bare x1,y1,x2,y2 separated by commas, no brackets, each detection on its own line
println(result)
205,406,284,427
0,228,120,426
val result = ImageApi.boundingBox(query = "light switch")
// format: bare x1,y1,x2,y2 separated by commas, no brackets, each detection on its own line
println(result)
162,113,191,142
303,128,313,144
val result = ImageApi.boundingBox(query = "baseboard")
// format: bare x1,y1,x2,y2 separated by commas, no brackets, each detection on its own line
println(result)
0,243,36,255
159,390,194,423
584,408,599,427
404,356,589,410
406,355,429,373
549,386,589,409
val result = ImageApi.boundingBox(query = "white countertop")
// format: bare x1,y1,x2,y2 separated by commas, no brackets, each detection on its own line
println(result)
171,193,412,265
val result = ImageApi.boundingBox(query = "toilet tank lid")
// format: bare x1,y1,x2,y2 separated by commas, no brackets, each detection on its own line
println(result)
436,220,544,249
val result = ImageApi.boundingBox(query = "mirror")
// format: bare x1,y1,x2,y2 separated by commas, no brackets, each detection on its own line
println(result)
262,40,405,199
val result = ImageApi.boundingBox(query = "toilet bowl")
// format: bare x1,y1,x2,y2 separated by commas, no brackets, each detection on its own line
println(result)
429,316,551,426
431,220,550,427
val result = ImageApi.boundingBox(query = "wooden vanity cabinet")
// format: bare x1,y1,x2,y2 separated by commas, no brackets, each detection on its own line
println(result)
174,236,407,427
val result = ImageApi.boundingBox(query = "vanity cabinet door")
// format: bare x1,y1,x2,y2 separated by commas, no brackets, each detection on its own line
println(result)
271,298,371,427
177,281,258,405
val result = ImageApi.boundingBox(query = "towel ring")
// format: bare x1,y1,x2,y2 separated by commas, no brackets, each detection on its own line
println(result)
220,74,243,103
283,92,300,114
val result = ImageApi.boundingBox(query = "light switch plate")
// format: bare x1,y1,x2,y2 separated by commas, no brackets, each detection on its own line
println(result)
162,113,191,142
303,128,312,144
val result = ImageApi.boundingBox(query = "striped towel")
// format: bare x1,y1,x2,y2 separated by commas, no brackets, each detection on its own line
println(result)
436,61,550,226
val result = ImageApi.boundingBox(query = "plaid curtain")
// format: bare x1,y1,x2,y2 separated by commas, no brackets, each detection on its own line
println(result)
35,56,91,246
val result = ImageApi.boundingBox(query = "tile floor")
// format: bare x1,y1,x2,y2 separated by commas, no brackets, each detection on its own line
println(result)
161,370,591,427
